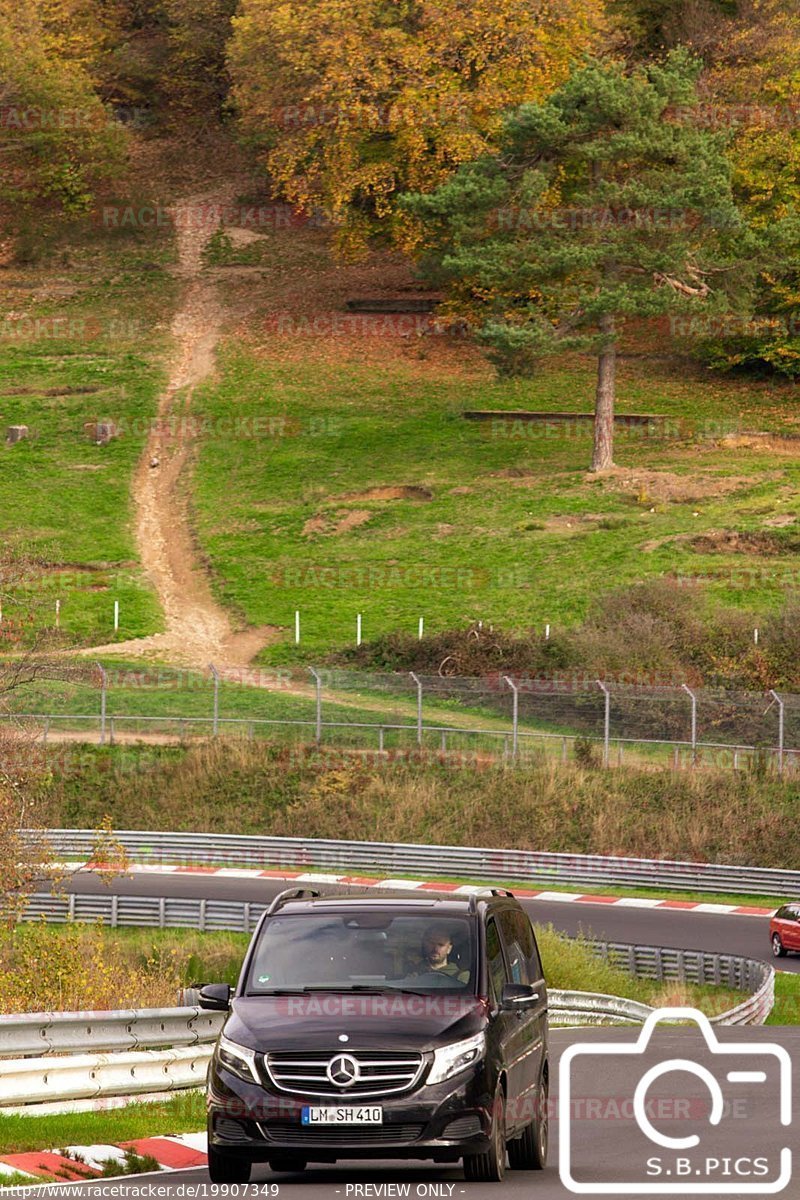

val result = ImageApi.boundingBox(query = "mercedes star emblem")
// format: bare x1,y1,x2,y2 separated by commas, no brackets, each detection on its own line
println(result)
326,1053,360,1087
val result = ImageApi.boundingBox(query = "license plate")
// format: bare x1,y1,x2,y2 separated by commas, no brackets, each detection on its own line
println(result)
301,1105,383,1125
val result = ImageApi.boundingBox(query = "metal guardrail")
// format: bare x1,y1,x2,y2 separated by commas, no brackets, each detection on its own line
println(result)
20,891,775,1026
0,1006,224,1058
548,990,655,1026
34,827,798,899
0,1046,212,1106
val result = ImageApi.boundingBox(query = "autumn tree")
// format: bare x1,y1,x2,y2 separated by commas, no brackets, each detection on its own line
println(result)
403,52,751,471
0,0,125,254
227,0,606,255
689,0,800,375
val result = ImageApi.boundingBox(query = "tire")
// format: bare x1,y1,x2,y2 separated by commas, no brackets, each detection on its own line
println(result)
508,1071,548,1171
207,1147,251,1184
464,1084,506,1183
772,933,787,958
268,1156,308,1173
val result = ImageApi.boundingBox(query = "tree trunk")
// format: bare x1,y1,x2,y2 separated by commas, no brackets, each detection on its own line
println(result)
591,313,616,472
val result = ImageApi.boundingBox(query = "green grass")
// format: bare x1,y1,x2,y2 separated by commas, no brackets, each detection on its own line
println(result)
0,1093,205,1156
0,211,176,645
188,335,800,661
767,971,800,1025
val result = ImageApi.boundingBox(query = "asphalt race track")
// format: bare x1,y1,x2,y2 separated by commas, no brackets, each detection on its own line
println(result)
46,871,800,1198
50,1026,800,1200
64,871,800,974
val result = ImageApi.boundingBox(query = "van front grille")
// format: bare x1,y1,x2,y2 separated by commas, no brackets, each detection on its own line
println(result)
262,1050,425,1097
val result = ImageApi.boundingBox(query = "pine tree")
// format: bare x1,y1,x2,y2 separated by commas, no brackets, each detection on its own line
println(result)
404,51,751,471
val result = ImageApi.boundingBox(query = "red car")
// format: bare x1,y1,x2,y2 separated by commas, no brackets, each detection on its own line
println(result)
770,904,800,957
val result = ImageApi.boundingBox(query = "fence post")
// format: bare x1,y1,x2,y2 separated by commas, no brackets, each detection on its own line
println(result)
209,663,220,737
409,672,423,747
503,676,518,760
596,680,610,767
95,661,108,746
308,667,322,745
682,683,697,762
769,689,784,777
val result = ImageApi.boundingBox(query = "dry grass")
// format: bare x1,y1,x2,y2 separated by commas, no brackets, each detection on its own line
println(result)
40,739,795,869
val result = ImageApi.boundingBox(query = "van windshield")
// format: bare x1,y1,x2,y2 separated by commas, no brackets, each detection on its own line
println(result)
247,913,477,994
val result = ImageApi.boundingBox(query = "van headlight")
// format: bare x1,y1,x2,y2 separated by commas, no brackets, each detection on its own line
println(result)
216,1034,259,1084
427,1032,486,1085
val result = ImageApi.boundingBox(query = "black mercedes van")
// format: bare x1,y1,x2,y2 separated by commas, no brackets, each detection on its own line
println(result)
200,887,549,1183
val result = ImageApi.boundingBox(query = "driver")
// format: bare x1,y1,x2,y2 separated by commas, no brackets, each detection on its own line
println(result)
412,924,469,983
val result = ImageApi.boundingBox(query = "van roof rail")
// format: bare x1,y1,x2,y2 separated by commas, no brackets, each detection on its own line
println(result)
267,887,321,916
468,888,515,913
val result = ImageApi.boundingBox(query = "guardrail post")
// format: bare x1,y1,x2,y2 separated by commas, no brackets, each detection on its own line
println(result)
502,676,518,760
209,664,220,737
308,668,322,745
769,689,784,777
682,683,697,762
409,672,423,747
596,680,610,767
95,661,108,746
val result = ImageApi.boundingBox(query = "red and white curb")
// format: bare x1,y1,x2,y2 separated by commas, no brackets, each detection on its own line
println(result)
68,861,777,917
0,1134,207,1183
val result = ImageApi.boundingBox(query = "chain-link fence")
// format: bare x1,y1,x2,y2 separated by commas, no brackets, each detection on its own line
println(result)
2,665,800,773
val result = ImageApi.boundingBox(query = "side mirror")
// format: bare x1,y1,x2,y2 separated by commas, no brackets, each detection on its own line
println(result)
198,983,232,1011
501,982,540,1011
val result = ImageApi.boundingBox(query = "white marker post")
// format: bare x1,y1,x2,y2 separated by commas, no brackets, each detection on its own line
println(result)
545,623,550,641
114,600,119,632
418,616,424,640
55,598,60,628
295,610,300,644
356,613,362,646
754,628,759,645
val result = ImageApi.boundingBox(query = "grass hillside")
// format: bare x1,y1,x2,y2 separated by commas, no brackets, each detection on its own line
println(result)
0,202,175,644
2,161,800,665
189,212,800,662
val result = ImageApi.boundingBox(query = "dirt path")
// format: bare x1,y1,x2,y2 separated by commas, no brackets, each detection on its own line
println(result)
86,193,276,669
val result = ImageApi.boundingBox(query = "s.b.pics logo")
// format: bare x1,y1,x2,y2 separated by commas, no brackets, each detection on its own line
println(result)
559,1008,792,1194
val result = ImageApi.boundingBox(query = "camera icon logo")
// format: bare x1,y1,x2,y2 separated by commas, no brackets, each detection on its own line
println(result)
559,1006,792,1194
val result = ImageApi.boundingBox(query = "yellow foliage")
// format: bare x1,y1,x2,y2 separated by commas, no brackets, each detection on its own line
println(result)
0,922,184,1013
228,0,606,254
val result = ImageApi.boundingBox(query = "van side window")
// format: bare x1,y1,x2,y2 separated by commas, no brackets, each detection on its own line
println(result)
498,909,543,985
485,919,508,1002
